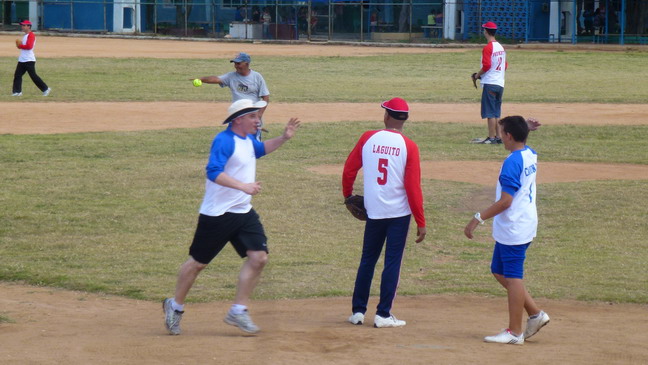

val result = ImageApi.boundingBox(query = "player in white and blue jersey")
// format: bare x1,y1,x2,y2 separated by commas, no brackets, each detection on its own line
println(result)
163,99,300,336
464,115,550,345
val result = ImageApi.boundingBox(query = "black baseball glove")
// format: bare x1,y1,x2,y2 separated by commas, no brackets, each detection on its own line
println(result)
471,73,480,89
344,195,367,221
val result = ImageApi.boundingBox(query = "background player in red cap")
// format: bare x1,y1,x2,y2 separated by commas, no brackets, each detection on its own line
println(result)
342,97,427,328
13,20,51,97
472,21,507,144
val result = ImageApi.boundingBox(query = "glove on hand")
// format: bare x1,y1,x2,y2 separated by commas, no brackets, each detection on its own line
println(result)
471,73,480,89
344,195,367,221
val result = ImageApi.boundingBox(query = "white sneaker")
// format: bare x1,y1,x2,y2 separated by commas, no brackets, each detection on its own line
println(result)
162,298,184,335
348,312,365,325
373,314,406,328
524,310,550,339
43,88,51,96
12,92,22,96
224,310,259,334
484,329,524,345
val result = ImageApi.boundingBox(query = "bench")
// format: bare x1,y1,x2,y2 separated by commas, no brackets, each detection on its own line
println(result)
421,25,442,38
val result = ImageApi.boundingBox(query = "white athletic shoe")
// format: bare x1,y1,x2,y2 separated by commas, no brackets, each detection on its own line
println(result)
484,329,524,345
12,92,22,97
524,310,550,339
348,312,365,325
224,310,260,334
373,314,406,328
162,298,184,335
42,88,51,96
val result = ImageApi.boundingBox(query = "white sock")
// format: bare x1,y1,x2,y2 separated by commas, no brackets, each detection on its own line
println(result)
171,299,184,312
230,304,247,315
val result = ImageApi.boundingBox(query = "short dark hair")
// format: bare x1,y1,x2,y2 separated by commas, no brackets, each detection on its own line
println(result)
386,110,408,121
484,28,497,36
499,116,529,142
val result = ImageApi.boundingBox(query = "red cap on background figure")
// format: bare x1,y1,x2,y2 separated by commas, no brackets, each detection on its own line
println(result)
482,21,497,30
19,20,32,26
381,97,409,113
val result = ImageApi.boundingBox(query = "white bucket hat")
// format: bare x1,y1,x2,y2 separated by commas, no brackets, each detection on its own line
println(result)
223,99,267,124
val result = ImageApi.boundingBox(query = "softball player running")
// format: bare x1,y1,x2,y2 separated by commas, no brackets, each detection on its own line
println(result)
163,99,300,335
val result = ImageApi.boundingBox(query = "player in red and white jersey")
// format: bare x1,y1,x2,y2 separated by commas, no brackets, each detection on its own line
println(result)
342,97,426,328
12,20,51,97
474,21,508,144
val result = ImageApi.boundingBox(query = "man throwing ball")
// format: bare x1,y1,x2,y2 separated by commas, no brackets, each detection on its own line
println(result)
191,52,270,141
163,99,300,335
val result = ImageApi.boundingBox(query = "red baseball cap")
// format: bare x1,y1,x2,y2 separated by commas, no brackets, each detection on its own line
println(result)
381,97,409,113
482,21,497,30
19,20,32,26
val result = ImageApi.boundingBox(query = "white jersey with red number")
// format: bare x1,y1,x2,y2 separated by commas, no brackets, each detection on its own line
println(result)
342,129,426,228
480,40,507,87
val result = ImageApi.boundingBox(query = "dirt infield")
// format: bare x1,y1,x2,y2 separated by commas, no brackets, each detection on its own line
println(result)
2,283,648,365
1,36,648,364
2,101,648,135
0,34,474,59
310,160,648,186
3,101,647,184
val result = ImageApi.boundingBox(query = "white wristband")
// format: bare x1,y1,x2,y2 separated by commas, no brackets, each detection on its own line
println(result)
474,212,485,224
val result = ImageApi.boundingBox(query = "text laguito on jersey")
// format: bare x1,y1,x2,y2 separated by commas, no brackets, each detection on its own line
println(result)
372,144,401,156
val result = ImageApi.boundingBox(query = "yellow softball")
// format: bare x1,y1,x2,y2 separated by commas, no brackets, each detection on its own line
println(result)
192,79,202,87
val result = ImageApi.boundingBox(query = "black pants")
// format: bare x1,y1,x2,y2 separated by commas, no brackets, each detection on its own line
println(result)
13,61,48,93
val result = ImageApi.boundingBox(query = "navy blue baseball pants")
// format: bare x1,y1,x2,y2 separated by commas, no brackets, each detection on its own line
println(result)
351,215,411,318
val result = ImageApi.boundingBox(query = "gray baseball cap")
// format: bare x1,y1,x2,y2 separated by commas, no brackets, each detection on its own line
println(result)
230,52,251,63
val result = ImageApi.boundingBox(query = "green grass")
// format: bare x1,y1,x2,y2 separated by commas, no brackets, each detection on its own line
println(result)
1,122,647,303
0,313,13,323
1,46,647,305
1,49,647,102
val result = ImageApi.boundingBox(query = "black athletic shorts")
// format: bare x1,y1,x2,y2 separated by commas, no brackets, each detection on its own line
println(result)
189,209,268,264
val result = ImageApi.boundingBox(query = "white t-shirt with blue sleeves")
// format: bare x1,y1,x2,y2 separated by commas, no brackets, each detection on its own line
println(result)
493,146,538,245
199,126,265,217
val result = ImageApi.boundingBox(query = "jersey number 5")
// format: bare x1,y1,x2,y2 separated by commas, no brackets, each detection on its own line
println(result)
377,158,388,185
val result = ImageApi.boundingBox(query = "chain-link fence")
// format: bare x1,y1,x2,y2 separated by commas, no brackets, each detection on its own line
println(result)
1,0,646,45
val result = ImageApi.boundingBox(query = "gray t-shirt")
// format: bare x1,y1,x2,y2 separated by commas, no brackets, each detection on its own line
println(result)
218,70,270,102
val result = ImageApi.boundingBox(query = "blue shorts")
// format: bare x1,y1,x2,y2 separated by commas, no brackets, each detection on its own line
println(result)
490,242,530,279
481,84,504,119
